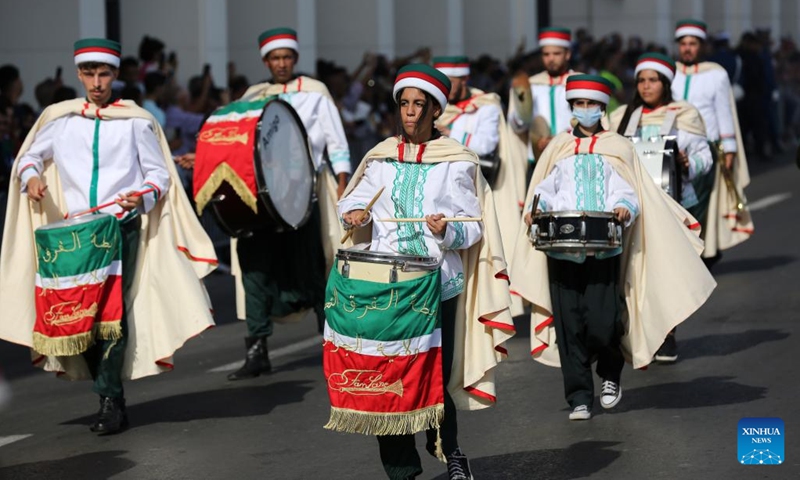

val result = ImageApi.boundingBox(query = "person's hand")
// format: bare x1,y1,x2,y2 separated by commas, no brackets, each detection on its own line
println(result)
175,153,195,170
613,207,631,223
426,213,447,236
724,152,735,171
116,191,144,211
679,150,690,171
511,71,529,90
343,209,367,227
26,177,47,201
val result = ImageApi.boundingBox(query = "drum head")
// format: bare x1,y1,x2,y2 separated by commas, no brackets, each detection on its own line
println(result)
37,213,114,231
255,99,315,230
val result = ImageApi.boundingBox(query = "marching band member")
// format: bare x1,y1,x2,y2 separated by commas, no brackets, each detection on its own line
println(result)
512,74,716,421
508,27,579,164
332,64,515,480
433,55,527,313
672,19,754,265
225,27,352,381
610,53,713,362
0,38,217,435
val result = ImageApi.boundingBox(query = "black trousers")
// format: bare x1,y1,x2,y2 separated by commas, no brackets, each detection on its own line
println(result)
376,297,459,480
548,256,624,409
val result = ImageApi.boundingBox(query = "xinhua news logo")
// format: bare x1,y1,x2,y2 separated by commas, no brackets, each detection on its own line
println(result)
738,418,784,465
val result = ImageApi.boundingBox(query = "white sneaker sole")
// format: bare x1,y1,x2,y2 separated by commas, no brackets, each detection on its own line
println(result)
569,411,592,420
601,387,622,409
654,354,678,363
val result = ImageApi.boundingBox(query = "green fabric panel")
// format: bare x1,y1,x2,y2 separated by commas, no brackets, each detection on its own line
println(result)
211,98,271,117
36,214,121,278
324,266,441,342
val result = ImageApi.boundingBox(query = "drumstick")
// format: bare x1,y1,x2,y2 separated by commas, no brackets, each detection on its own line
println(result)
340,186,385,244
66,188,157,219
376,217,483,223
531,194,541,214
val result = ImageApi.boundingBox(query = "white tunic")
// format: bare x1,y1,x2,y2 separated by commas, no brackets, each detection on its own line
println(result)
446,103,501,157
277,88,352,176
338,160,482,300
532,151,639,263
509,73,573,136
18,114,170,216
672,65,737,153
636,121,713,208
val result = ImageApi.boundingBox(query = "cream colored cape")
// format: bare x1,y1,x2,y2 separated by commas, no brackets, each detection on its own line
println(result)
342,136,516,410
231,76,344,321
0,98,218,380
437,88,527,316
608,100,707,138
510,130,717,369
676,62,754,257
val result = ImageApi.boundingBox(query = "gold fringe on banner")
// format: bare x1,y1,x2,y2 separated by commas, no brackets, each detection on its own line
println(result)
324,404,444,436
32,331,95,357
95,320,122,341
194,163,258,216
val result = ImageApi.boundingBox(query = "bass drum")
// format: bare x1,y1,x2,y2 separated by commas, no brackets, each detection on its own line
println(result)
195,98,315,237
631,136,681,202
478,149,501,188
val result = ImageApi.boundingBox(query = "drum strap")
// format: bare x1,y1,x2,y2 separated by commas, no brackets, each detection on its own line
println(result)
659,110,678,137
623,106,677,138
623,107,643,138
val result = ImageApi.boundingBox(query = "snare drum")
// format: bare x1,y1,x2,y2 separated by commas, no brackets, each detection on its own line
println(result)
335,248,439,283
194,98,315,237
631,136,681,201
530,211,622,253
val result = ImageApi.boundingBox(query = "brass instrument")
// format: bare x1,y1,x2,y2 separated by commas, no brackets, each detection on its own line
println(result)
715,143,745,211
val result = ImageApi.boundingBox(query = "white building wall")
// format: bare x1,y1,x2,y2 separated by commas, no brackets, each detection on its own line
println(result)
394,0,448,59
317,0,379,71
463,0,512,60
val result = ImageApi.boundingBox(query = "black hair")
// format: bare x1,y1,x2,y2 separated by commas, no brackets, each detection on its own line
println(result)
120,56,139,69
567,99,607,112
52,86,78,103
616,70,674,135
120,84,142,105
77,62,118,72
393,87,442,143
138,36,165,63
143,71,167,95
0,65,20,94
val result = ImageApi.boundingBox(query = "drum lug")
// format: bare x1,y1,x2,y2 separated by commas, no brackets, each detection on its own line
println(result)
580,218,587,243
548,220,555,239
342,259,350,279
390,265,398,283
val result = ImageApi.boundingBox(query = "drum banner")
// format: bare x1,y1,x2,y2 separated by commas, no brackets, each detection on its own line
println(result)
193,97,272,215
323,267,444,436
33,215,123,356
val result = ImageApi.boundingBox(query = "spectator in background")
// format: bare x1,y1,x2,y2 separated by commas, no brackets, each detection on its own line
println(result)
143,71,167,127
138,36,165,81
113,56,140,97
0,98,13,186
0,65,22,107
737,32,769,159
120,83,143,106
229,75,249,102
34,71,62,112
52,86,77,104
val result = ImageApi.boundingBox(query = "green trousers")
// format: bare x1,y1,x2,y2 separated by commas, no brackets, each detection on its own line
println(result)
237,204,326,337
81,214,140,399
548,256,624,410
376,297,459,480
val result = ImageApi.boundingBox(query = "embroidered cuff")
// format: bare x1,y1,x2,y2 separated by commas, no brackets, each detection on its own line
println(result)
613,199,638,227
435,221,466,250
140,182,162,214
329,150,352,176
341,204,371,229
720,137,737,154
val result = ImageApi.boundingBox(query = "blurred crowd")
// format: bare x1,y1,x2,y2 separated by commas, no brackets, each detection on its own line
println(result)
2,28,799,196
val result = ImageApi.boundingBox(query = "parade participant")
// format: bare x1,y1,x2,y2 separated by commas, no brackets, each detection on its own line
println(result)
433,55,527,313
328,64,515,479
0,39,217,435
508,27,579,163
512,75,716,421
610,53,713,362
672,19,754,264
224,27,352,381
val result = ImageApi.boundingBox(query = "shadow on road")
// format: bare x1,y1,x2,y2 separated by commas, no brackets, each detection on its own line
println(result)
430,441,621,479
712,255,796,276
60,380,313,429
0,450,134,479
611,376,766,413
678,329,790,360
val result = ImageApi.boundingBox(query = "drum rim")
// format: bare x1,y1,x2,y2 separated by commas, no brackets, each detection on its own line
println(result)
36,212,115,230
336,248,439,269
533,210,617,220
253,98,316,231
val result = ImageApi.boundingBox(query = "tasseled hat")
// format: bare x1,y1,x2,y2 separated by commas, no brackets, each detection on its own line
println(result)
433,55,470,77
393,64,451,110
635,52,677,83
538,27,572,49
675,19,707,41
565,74,613,105
73,38,121,68
258,27,298,58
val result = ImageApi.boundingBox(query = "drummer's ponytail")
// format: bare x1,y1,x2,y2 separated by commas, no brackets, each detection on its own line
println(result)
617,71,674,135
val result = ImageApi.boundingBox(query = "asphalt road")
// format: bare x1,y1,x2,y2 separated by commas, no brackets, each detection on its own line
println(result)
0,153,798,479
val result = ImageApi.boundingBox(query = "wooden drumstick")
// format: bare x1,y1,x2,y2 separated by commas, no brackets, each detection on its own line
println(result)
340,186,384,244
67,188,157,219
531,194,541,215
376,217,482,223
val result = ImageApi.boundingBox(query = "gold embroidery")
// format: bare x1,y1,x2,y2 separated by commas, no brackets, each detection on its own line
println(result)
43,301,98,326
198,126,249,146
327,369,404,397
39,231,82,264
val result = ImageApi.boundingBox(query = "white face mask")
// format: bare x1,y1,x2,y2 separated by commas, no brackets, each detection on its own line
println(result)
572,105,603,128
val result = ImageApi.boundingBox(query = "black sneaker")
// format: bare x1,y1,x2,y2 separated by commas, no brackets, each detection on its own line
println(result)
655,334,678,363
446,448,473,480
